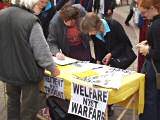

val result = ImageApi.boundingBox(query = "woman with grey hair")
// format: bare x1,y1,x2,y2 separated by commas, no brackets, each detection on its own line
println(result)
18,0,39,9
0,0,60,120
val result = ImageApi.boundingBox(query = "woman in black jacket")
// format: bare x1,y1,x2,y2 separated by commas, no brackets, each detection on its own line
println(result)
80,12,136,116
137,0,160,120
80,12,135,69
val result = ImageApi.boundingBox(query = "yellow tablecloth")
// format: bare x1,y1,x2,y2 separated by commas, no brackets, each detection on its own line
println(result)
40,64,145,114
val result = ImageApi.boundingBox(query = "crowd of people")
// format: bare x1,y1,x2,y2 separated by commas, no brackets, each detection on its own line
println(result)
0,0,160,120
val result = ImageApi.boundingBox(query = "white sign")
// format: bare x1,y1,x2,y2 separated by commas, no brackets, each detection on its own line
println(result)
44,76,65,99
68,83,108,120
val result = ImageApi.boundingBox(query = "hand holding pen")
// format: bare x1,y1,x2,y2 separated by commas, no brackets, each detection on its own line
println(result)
56,49,65,60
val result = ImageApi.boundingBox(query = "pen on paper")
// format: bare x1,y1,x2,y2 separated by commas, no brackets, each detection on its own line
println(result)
92,66,103,70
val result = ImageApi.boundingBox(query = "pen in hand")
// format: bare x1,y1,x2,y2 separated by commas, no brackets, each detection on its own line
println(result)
56,49,65,60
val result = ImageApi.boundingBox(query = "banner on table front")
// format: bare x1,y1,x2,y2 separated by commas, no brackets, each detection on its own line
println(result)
44,76,65,99
68,83,108,120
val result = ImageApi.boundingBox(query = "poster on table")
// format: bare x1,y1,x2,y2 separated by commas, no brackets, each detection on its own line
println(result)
68,83,109,120
43,76,65,99
72,65,134,89
92,67,134,89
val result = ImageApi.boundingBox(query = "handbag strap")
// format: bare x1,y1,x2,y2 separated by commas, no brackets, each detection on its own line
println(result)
152,59,158,73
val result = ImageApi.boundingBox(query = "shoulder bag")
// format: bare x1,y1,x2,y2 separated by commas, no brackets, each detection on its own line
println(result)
109,46,137,69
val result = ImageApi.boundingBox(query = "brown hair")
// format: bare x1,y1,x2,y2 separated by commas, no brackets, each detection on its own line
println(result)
139,0,160,13
80,12,102,34
60,5,80,21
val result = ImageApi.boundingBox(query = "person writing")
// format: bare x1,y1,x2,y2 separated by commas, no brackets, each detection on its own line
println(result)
80,12,136,116
47,4,92,61
80,12,135,69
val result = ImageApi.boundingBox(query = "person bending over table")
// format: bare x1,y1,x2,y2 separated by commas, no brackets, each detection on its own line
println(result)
80,12,135,116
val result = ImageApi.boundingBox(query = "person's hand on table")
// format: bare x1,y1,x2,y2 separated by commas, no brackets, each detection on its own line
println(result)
56,52,65,60
102,53,112,65
51,67,60,76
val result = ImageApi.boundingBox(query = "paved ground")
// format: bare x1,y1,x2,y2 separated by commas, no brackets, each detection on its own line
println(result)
0,81,7,120
0,4,140,120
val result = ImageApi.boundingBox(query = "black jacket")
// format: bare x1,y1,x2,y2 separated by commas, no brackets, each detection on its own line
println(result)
147,15,160,72
92,19,132,62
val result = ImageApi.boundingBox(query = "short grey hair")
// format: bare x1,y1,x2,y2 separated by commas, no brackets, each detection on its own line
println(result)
13,0,39,9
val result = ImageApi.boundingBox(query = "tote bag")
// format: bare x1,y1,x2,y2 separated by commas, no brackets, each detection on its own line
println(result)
109,46,137,69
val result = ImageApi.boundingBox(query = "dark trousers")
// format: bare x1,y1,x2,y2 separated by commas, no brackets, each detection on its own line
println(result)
6,83,40,120
125,9,134,23
139,59,160,120
47,96,87,120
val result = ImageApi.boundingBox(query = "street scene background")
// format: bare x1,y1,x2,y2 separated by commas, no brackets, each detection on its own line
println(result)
0,2,140,120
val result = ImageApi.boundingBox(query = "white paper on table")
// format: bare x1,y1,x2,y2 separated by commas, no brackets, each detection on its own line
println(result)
52,56,78,65
92,72,123,89
92,68,134,89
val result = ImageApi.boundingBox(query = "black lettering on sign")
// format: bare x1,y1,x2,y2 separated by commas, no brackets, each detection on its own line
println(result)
83,106,88,117
73,83,108,102
44,87,50,93
101,112,105,120
89,88,92,98
84,86,89,97
73,83,80,95
80,85,84,96
92,108,97,120
52,90,63,98
71,102,78,113
50,77,63,87
97,110,102,120
97,90,102,102
83,97,98,108
83,97,88,106
103,91,108,103
50,84,58,90
92,89,98,100
71,102,105,120
77,104,83,115
88,107,93,118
